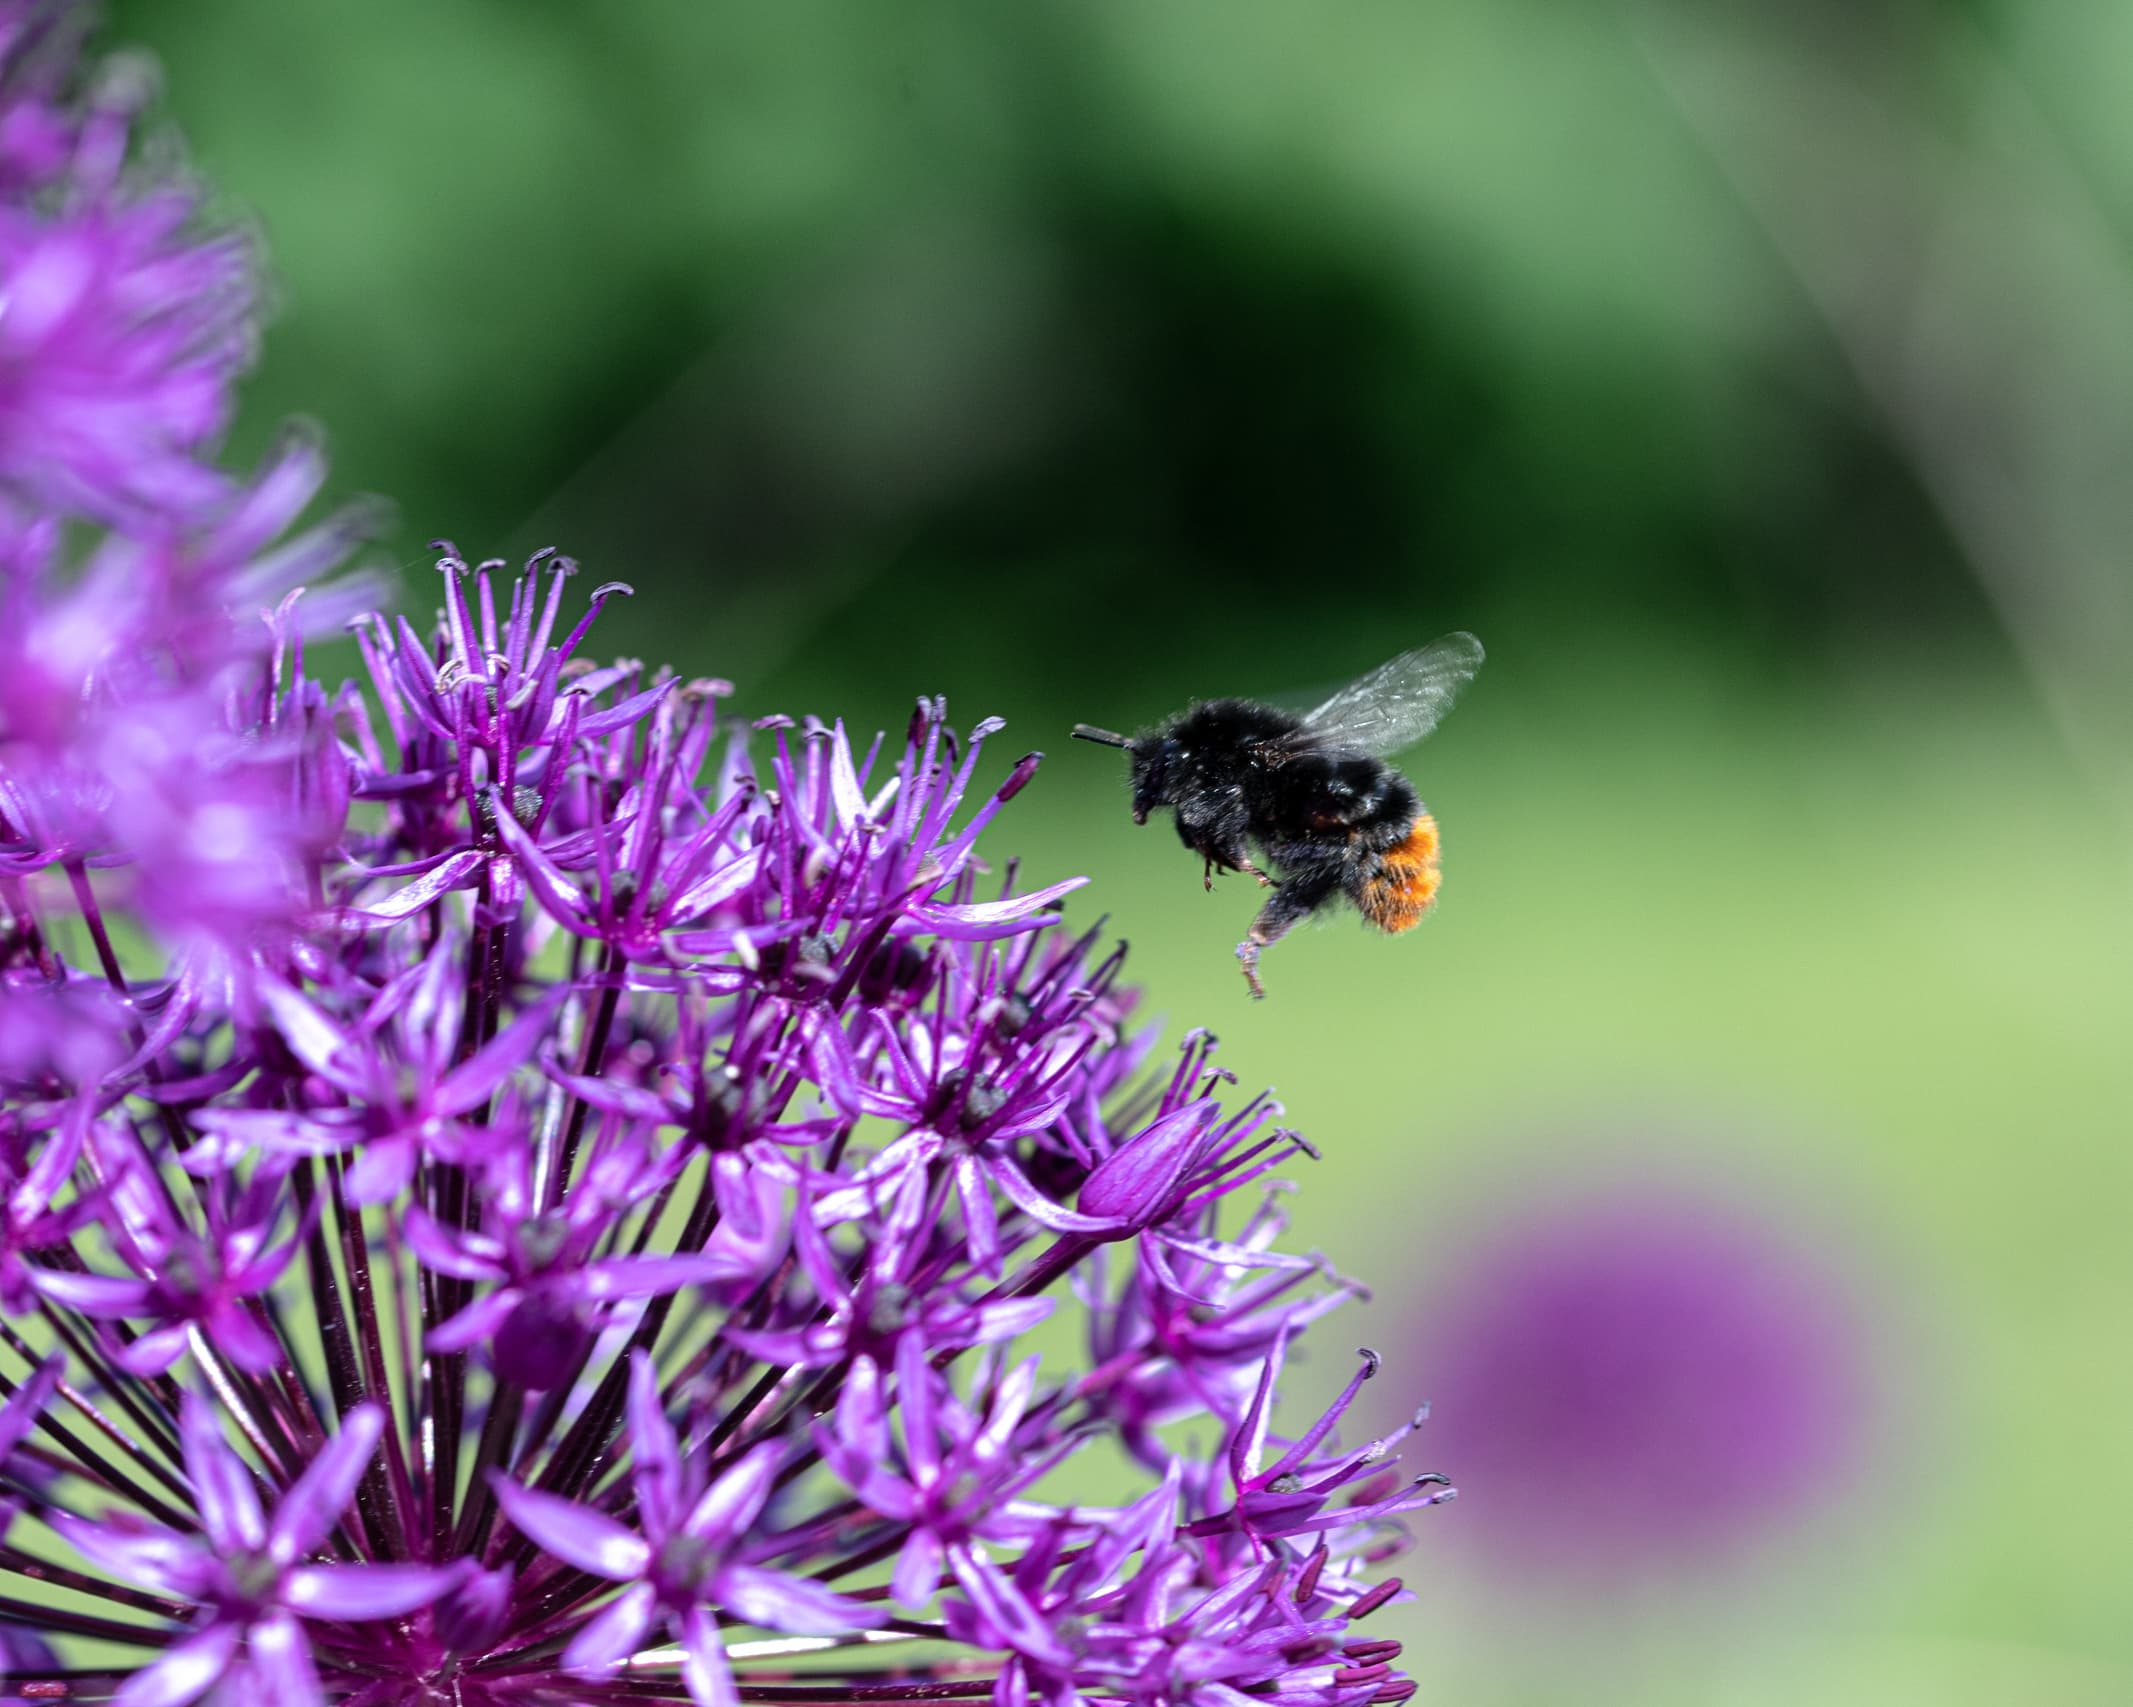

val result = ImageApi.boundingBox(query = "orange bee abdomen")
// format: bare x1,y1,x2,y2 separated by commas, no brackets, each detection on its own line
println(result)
1356,814,1442,935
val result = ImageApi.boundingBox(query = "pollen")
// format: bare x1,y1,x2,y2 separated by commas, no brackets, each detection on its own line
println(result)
1359,814,1442,935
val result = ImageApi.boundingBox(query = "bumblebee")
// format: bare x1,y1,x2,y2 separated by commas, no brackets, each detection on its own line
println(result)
1072,634,1483,998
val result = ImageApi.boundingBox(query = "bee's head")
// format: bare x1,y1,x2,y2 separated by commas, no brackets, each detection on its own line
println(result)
1070,723,1172,824
1126,739,1181,825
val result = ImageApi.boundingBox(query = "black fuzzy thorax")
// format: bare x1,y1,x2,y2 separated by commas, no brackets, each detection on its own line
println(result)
1128,698,1420,877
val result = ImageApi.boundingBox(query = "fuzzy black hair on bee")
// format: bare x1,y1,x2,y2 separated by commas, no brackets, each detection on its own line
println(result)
1074,635,1482,998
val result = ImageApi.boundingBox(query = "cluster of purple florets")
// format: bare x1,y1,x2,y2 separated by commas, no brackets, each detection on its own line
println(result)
0,6,1446,1703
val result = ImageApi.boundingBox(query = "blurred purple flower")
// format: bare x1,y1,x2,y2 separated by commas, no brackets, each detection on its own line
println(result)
0,6,252,528
1415,1179,1865,1582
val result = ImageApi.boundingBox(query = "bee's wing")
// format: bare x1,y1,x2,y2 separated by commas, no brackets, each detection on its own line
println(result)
1293,633,1484,759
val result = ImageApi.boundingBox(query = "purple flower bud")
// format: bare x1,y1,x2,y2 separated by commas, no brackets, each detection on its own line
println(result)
1078,1100,1221,1228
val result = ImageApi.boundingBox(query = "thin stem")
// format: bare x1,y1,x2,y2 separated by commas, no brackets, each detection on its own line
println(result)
546,942,625,1210
0,1593,171,1645
322,1154,420,1559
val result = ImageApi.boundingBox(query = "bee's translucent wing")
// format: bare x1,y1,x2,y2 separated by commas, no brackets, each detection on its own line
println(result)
1296,633,1484,758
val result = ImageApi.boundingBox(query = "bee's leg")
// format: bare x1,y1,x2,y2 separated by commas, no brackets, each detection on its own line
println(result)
1234,855,1276,890
1235,865,1342,1000
1193,831,1253,893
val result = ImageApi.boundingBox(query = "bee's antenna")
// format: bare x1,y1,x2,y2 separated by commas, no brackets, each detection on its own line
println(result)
1071,724,1135,750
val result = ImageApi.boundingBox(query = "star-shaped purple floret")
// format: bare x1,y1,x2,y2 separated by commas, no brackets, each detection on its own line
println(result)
491,1351,886,1707
51,1397,459,1707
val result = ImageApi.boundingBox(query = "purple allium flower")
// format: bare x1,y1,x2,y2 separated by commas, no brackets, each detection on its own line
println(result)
1409,1175,1865,1585
0,2,254,528
0,545,1448,1703
0,12,1449,1698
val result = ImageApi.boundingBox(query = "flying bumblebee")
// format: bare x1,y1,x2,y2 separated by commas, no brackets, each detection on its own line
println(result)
1072,634,1484,998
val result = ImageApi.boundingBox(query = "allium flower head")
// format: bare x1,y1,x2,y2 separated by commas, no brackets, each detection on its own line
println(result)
0,11,1449,1698
0,546,1448,1703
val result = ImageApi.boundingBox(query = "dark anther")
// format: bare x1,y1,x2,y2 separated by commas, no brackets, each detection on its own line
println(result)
864,1283,912,1339
859,939,934,1007
994,991,1033,1037
961,1077,1007,1131
927,1067,1005,1133
756,931,831,982
514,1216,571,1270
693,1066,745,1150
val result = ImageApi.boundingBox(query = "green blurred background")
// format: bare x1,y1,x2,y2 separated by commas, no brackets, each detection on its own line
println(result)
109,2,2133,1700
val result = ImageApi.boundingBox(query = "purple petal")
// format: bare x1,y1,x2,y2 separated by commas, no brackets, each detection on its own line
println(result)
714,1562,886,1636
956,1152,1000,1276
434,989,565,1116
947,1545,1069,1665
976,1357,1039,1460
269,1403,381,1560
400,1205,507,1282
895,1333,942,1485
114,1323,191,1378
539,1064,675,1124
720,1326,824,1367
243,1613,323,1707
18,1099,87,1212
255,978,364,1094
682,1440,781,1549
679,1607,740,1707
577,1253,735,1301
29,1268,152,1315
181,1394,267,1554
112,1622,241,1707
435,1563,514,1654
284,1561,458,1620
911,875,1087,933
626,1352,682,1535
989,1149,1125,1235
828,721,869,826
489,1475,650,1581
564,1580,658,1675
426,1290,518,1354
571,679,673,739
666,846,764,919
832,1355,891,1467
186,1109,352,1160
891,1527,945,1610
955,1299,1055,1350
206,1300,282,1373
340,848,483,925
0,1358,62,1462
342,1133,417,1206
50,1514,205,1598
490,811,596,936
